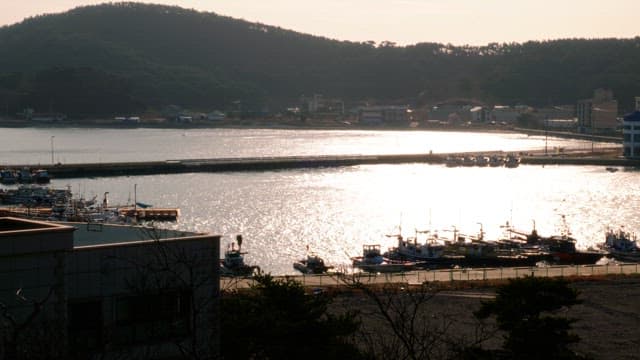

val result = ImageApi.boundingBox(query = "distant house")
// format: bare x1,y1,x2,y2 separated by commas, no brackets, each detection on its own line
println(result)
470,106,489,122
20,108,67,122
427,105,470,124
207,111,226,121
491,105,526,124
176,115,193,123
357,105,410,125
115,116,140,124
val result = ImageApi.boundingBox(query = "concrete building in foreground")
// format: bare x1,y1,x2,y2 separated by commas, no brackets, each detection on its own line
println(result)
0,217,220,359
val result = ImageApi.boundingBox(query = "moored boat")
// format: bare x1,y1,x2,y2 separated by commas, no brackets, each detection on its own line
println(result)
352,244,417,273
385,230,445,260
18,168,33,183
599,227,640,262
504,154,520,168
0,169,17,185
220,235,260,277
521,216,605,265
33,169,51,184
293,252,332,274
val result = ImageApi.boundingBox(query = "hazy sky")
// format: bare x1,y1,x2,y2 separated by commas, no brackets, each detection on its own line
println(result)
2,0,638,45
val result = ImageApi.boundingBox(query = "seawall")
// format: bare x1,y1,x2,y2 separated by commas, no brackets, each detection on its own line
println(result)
5,148,638,179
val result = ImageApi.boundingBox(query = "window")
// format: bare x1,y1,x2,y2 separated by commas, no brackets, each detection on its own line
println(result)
624,134,631,142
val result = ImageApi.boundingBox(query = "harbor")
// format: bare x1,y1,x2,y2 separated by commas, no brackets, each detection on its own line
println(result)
0,127,637,276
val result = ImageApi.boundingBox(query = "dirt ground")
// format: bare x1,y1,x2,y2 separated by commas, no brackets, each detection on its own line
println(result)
329,276,640,360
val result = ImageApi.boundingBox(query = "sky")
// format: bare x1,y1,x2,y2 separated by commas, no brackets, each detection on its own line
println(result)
1,0,638,46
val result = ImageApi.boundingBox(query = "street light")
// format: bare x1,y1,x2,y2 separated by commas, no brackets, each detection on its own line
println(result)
50,136,55,165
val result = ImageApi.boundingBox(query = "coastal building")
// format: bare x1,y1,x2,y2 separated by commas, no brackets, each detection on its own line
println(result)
427,104,470,124
491,105,529,124
0,217,220,358
622,111,640,158
577,89,618,133
300,94,345,116
207,110,226,121
470,106,489,122
358,105,410,125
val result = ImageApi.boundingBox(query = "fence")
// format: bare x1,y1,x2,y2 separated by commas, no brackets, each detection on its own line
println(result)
220,262,640,290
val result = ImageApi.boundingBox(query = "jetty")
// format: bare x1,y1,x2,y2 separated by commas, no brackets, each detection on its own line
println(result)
2,146,631,179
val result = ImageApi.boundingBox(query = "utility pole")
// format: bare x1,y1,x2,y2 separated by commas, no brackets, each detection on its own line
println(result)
544,116,548,156
50,136,55,165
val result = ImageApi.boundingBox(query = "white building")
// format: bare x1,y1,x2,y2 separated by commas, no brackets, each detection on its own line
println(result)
0,217,220,358
623,111,640,158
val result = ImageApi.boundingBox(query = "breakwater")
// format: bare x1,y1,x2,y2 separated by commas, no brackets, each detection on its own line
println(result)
5,147,636,179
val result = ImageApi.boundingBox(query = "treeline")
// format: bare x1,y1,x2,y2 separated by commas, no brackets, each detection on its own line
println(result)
0,2,639,118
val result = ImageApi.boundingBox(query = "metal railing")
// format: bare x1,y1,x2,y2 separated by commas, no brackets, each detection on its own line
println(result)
220,262,640,290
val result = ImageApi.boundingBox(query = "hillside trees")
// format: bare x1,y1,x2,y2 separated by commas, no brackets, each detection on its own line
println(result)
0,3,639,118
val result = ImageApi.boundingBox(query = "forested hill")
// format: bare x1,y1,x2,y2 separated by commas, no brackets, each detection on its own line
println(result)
1,2,639,118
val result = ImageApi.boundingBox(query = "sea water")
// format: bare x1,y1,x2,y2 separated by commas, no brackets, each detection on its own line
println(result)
0,127,629,275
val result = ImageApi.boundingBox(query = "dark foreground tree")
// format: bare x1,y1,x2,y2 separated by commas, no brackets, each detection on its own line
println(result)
338,276,495,360
220,273,362,360
474,276,586,360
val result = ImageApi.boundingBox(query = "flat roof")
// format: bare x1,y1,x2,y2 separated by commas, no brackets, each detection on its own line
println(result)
62,221,208,247
0,217,74,234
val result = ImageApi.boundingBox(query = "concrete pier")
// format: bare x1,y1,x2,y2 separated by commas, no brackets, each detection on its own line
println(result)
4,147,636,179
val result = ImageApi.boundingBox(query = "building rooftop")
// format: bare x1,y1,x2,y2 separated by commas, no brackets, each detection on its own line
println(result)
0,217,209,249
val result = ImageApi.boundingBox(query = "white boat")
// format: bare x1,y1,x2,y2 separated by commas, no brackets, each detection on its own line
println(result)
220,235,259,277
293,253,332,274
352,244,416,273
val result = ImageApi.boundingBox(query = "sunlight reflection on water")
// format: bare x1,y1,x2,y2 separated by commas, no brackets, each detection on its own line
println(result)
0,128,626,275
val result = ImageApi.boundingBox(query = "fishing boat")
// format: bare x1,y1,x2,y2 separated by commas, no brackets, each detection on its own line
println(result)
504,154,520,168
352,244,417,273
442,225,543,267
475,155,489,167
384,230,446,262
445,156,462,167
293,252,332,274
599,227,640,262
488,155,503,167
220,235,260,277
0,169,17,185
32,169,51,184
18,168,33,183
520,216,605,265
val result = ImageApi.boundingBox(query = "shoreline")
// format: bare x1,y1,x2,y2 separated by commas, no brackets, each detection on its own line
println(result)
0,118,622,142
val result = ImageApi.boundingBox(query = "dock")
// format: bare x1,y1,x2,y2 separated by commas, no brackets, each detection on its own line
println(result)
3,147,635,179
118,207,180,221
